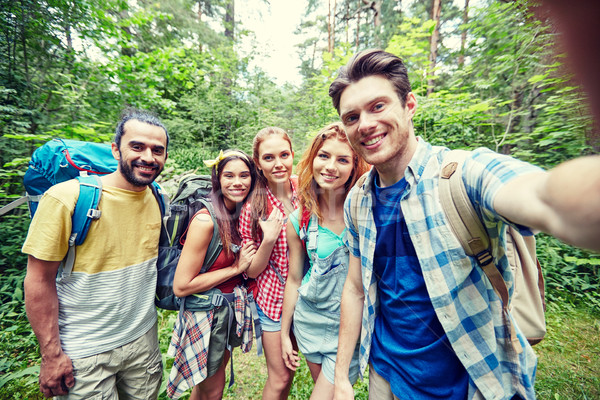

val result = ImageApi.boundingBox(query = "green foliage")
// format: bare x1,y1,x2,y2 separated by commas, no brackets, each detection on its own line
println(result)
537,234,600,312
0,265,41,399
387,18,436,96
0,214,30,272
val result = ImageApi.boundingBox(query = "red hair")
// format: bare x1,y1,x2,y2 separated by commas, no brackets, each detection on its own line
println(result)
295,122,370,221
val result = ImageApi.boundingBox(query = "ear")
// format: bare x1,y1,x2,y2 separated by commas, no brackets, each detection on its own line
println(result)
111,142,121,160
405,92,418,118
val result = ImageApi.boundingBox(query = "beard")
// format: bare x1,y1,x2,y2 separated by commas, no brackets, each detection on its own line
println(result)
119,158,163,187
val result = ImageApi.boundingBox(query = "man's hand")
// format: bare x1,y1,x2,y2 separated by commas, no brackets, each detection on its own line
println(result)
38,350,74,398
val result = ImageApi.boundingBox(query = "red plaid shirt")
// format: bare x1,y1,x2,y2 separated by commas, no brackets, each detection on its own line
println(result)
239,181,298,321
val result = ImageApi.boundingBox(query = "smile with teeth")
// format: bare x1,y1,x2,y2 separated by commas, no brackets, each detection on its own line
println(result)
136,166,155,173
322,174,337,181
363,134,384,146
229,189,247,195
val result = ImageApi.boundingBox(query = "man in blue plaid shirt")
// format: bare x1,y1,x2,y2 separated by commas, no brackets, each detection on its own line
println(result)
330,49,600,400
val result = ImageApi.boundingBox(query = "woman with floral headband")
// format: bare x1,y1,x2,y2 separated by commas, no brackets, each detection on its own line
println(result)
166,150,258,400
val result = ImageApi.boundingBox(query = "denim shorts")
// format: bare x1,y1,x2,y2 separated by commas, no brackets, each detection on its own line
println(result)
255,303,281,332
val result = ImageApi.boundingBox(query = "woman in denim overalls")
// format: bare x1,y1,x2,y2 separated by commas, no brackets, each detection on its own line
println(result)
281,122,370,399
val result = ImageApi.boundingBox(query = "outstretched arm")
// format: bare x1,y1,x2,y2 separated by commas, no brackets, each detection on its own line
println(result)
334,254,364,400
494,155,600,252
24,255,74,398
281,220,304,371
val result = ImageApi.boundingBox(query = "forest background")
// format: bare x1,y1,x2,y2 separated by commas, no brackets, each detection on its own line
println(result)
0,0,599,398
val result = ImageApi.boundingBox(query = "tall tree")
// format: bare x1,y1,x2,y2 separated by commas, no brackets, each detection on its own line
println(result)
427,0,442,96
458,0,469,67
224,0,235,41
327,0,337,53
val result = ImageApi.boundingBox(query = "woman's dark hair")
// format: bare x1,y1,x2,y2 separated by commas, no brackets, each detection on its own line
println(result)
209,150,257,257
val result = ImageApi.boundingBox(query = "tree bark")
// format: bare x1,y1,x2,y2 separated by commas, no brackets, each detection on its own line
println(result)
224,0,235,41
458,0,469,67
356,0,361,49
19,0,30,87
327,0,337,53
427,0,442,96
360,0,381,28
119,9,136,57
198,1,203,53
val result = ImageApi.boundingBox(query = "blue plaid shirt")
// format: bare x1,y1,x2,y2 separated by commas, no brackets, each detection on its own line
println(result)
344,138,542,400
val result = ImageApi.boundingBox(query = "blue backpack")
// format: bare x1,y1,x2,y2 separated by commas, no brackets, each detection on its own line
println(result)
23,138,168,277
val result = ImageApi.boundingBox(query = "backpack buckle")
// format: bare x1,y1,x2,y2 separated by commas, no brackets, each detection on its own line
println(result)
87,209,102,219
212,294,224,307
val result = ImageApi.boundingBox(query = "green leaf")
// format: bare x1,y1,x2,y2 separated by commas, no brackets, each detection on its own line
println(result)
0,366,40,389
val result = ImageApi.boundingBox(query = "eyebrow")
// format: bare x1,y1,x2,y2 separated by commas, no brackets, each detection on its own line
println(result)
128,140,165,151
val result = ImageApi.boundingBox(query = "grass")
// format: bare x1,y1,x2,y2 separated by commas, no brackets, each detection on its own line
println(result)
0,304,597,399
154,305,599,400
534,304,600,399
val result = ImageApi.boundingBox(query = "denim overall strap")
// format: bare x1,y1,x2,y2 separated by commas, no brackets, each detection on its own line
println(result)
306,214,319,265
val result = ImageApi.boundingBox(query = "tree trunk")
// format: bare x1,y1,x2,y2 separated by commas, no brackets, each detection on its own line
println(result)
119,9,136,57
198,1,203,53
224,0,235,41
19,0,29,87
372,0,381,28
327,0,337,53
458,0,469,67
356,0,361,49
427,0,442,96
346,1,350,43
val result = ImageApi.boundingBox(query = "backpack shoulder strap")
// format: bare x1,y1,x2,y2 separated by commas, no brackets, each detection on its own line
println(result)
439,150,491,262
298,207,312,252
439,150,520,350
439,150,511,301
72,174,103,246
198,199,223,273
349,171,370,228
62,174,103,278
150,181,169,217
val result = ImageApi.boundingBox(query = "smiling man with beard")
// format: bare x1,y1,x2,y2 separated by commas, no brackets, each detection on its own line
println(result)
22,109,169,400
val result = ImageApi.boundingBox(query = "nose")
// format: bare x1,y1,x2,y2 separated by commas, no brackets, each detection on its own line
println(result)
232,176,243,186
274,157,284,168
140,148,155,163
325,157,336,171
357,112,377,134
